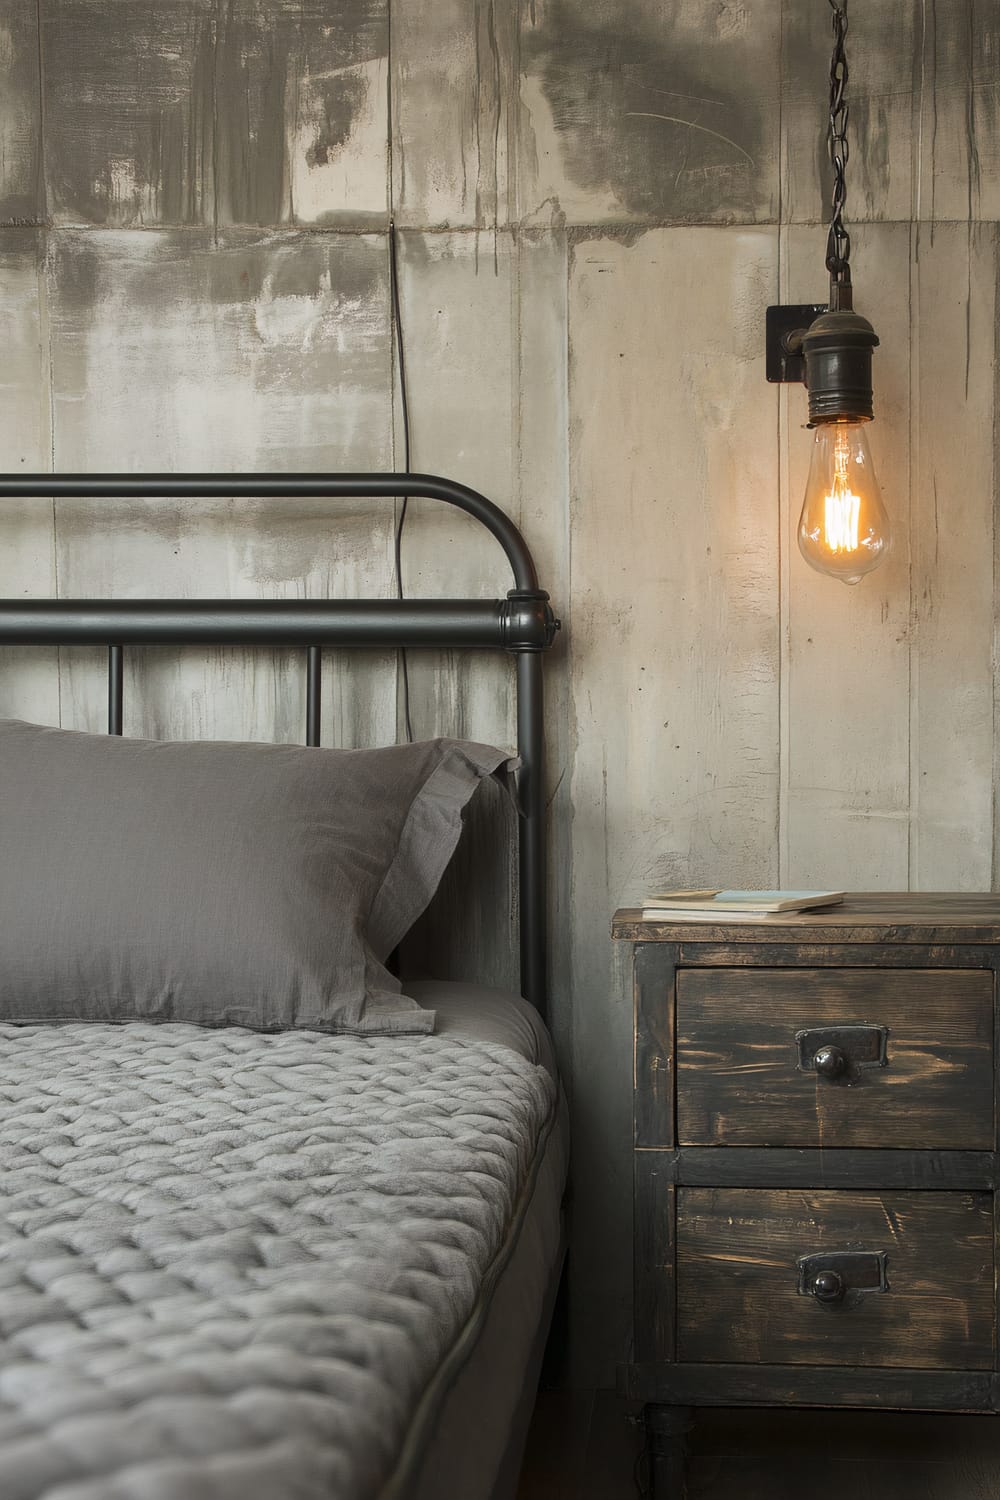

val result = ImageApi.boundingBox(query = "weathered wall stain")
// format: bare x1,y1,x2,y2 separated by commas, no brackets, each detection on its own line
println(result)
33,221,395,745
782,0,1000,225
780,0,916,224
208,5,292,227
521,0,777,224
930,0,1000,220
48,225,388,446
390,0,517,230
42,0,387,227
304,74,367,166
0,2,44,223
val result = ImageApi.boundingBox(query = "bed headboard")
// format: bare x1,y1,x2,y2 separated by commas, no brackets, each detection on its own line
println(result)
0,471,559,1014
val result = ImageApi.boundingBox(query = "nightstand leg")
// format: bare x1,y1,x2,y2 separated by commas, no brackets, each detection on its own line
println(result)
644,1404,694,1498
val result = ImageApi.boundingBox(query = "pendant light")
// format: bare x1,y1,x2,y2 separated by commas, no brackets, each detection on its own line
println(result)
766,0,890,585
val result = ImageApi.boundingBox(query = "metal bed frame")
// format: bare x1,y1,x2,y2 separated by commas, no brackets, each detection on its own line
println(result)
0,472,559,1014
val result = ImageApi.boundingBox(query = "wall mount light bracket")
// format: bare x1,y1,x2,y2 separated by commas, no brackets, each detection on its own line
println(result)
763,4,891,583
766,301,879,424
766,304,828,384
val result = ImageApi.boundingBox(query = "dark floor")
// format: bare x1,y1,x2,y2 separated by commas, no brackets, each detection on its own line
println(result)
516,1391,1000,1499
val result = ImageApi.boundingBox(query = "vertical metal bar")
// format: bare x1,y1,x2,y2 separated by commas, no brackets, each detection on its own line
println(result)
108,645,124,736
306,646,321,747
516,650,546,1014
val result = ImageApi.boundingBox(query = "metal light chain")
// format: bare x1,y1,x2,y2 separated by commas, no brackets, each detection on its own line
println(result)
826,0,851,292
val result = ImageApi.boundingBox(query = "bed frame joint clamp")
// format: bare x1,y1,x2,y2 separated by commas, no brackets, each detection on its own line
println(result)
501,590,560,652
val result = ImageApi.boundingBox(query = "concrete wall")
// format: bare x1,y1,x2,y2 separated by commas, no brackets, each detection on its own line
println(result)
1,1,998,1385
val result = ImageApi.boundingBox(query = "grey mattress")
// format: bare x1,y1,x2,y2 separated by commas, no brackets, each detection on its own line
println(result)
0,982,567,1500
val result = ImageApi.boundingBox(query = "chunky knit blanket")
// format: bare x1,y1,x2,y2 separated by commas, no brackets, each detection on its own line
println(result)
0,1022,556,1500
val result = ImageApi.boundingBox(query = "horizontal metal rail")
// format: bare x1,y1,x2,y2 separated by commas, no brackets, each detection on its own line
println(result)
0,470,557,1014
0,599,527,649
0,472,541,593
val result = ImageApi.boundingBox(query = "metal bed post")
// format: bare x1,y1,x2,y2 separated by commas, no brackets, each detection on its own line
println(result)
516,650,546,1011
306,645,322,748
0,473,559,1014
108,645,124,736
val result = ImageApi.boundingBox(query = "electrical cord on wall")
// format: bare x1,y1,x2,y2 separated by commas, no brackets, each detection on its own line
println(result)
389,218,414,744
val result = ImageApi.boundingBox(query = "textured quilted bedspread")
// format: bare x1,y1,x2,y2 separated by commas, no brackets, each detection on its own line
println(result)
0,1023,556,1500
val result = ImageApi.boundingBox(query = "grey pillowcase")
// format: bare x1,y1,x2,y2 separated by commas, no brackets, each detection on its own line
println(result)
0,719,513,1033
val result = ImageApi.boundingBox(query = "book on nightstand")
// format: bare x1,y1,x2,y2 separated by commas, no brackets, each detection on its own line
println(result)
640,889,845,920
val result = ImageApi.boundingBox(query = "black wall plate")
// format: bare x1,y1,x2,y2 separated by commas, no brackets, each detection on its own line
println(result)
766,304,827,383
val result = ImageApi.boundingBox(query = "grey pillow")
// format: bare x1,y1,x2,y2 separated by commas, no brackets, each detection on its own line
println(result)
0,719,513,1033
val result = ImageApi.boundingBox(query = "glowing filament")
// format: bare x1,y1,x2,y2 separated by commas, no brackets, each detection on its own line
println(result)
798,420,889,583
823,431,861,553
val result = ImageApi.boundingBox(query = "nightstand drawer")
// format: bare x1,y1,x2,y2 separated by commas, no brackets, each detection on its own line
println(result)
676,967,994,1149
676,1188,995,1369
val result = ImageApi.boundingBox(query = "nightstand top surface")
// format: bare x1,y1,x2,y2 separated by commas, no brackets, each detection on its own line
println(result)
612,891,1000,943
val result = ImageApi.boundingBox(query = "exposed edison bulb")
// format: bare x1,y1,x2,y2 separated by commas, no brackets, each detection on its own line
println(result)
798,421,891,585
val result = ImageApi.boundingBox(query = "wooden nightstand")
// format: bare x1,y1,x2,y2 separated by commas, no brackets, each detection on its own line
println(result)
613,893,1000,1498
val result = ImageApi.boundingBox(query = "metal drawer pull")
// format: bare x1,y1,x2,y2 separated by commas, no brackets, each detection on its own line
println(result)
798,1250,889,1308
813,1045,846,1079
795,1023,889,1080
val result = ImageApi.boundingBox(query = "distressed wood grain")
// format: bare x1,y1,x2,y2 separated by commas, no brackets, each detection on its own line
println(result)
44,228,395,744
675,966,994,1149
633,942,678,1149
676,1187,995,1370
634,1152,676,1364
623,900,1000,1437
622,1362,999,1411
519,0,780,227
780,222,911,889
645,1147,997,1192
0,0,44,224
41,0,387,228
